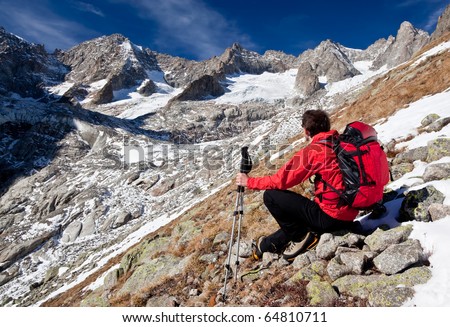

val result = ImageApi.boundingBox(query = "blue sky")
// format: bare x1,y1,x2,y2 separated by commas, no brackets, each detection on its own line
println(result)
0,0,448,60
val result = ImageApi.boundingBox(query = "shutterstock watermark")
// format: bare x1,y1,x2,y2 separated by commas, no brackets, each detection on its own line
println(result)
100,136,332,173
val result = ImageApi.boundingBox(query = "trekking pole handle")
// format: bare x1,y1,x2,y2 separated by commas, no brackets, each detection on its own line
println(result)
237,146,252,193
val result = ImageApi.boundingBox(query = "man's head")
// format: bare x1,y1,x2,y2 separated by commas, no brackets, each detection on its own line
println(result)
301,109,330,137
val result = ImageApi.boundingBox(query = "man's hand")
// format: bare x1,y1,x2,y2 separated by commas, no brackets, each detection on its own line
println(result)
236,173,249,187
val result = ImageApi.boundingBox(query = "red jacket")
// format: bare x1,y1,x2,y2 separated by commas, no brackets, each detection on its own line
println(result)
247,130,358,221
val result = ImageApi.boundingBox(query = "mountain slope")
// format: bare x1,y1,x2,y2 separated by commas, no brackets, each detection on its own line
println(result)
38,33,450,308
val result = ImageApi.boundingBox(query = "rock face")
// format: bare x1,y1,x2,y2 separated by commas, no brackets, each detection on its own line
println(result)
217,43,293,75
58,34,160,103
431,5,450,40
295,62,320,96
372,22,430,69
298,40,361,82
0,28,66,98
172,75,225,101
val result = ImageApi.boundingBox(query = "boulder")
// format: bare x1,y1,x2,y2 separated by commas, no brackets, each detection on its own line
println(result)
398,185,445,222
368,286,415,307
306,280,339,306
364,225,413,252
373,239,424,275
422,162,450,182
420,113,440,127
428,203,450,221
61,221,82,243
295,62,320,96
138,79,157,96
426,138,450,162
332,266,431,299
393,146,428,165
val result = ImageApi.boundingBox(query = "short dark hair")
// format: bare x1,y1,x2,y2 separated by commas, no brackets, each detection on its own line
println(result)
301,109,331,137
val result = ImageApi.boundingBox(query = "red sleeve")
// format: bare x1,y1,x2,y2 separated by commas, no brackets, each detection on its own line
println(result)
247,143,324,190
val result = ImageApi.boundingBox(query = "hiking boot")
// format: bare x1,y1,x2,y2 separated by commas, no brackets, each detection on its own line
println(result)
252,236,265,260
282,232,319,261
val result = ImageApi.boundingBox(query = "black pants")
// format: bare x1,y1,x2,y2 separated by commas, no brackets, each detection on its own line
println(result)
261,189,354,252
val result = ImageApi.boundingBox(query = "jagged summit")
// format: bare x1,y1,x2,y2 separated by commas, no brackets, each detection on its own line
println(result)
432,5,450,40
372,21,430,69
298,39,361,83
58,33,160,104
0,27,66,98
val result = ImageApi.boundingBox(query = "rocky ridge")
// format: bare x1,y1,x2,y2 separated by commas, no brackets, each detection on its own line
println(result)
0,27,67,98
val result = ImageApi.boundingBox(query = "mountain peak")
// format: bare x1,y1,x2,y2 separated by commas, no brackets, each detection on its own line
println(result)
372,21,429,69
431,4,450,40
230,42,244,51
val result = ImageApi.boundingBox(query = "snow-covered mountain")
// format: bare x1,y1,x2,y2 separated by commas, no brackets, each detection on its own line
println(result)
1,5,450,307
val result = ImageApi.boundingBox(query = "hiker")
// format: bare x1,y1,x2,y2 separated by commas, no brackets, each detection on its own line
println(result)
235,109,359,261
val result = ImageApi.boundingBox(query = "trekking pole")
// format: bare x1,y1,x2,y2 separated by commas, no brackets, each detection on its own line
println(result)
222,147,252,302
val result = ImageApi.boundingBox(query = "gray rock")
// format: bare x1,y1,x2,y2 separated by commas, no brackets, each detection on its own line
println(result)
428,203,450,221
111,212,133,229
146,294,179,307
79,213,97,237
399,185,445,222
199,253,219,264
172,75,224,102
61,221,83,243
44,266,60,283
232,240,253,258
332,266,431,299
327,256,353,281
340,251,367,275
341,233,365,247
316,233,339,260
424,117,450,133
295,62,320,96
393,146,428,165
391,163,415,180
292,251,317,270
91,80,114,105
426,138,450,162
213,232,230,245
138,79,157,96
262,252,279,267
420,113,440,127
364,225,413,252
306,280,339,306
0,266,19,287
118,255,191,296
373,239,424,275
298,40,360,83
0,228,59,271
368,286,415,307
423,162,450,182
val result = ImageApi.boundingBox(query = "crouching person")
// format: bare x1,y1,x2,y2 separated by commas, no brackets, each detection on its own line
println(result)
235,109,358,261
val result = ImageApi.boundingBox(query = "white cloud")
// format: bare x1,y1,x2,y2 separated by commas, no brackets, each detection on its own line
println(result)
72,1,105,17
0,0,98,51
423,6,446,31
116,0,256,60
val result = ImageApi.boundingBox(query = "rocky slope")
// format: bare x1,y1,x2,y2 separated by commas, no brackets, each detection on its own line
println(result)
37,35,450,306
1,7,450,307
